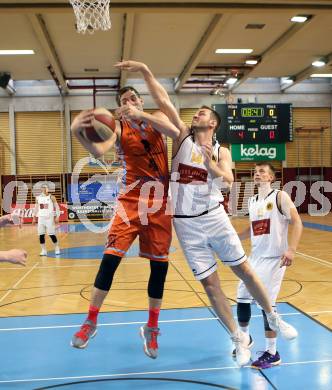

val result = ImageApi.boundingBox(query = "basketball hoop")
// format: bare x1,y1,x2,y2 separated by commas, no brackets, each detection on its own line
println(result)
69,0,111,34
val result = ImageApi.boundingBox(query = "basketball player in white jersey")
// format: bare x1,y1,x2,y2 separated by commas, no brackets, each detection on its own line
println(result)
115,60,298,367
236,162,303,369
32,184,61,256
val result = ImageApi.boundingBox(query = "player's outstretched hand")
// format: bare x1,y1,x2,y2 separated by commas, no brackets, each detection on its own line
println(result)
3,249,27,266
71,110,94,135
114,61,148,73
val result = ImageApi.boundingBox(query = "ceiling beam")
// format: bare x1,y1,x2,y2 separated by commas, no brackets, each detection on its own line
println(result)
281,52,332,91
119,13,135,88
230,17,314,91
28,14,68,94
174,14,231,92
2,2,332,14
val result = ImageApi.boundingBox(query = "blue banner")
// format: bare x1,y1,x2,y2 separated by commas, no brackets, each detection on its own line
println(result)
68,180,120,203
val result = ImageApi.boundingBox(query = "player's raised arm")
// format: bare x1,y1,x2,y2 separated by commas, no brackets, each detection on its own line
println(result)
71,110,119,158
116,104,180,140
115,61,188,137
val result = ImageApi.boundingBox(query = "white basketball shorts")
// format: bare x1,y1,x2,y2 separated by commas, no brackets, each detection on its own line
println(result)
173,205,246,280
38,216,56,235
237,255,286,309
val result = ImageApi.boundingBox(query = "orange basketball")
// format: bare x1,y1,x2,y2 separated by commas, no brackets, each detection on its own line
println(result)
82,107,116,143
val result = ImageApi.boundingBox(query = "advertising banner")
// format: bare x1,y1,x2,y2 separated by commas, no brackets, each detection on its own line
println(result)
11,203,68,223
231,143,286,161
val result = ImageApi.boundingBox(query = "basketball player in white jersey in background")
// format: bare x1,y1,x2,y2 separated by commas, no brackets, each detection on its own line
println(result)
32,184,61,256
236,162,303,369
115,60,298,367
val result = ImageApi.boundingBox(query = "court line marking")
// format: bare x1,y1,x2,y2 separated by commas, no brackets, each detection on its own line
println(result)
0,359,331,384
0,259,186,270
0,262,151,270
0,262,39,304
296,251,332,268
1,311,331,332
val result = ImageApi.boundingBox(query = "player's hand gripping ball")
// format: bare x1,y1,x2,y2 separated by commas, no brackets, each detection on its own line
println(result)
82,107,116,143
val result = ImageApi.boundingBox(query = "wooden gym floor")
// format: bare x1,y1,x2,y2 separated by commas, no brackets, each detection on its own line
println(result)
0,213,331,329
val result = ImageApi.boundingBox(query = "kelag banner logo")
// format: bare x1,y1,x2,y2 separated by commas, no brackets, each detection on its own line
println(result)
231,143,286,161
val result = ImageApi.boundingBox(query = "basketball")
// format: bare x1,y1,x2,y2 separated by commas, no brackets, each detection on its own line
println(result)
82,107,116,143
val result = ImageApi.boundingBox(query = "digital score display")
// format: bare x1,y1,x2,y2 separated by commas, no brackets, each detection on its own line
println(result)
212,104,293,144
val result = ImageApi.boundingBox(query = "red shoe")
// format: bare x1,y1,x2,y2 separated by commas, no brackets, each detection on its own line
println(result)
71,320,97,349
140,324,160,359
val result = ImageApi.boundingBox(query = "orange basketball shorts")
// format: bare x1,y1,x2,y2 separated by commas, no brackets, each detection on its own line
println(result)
104,195,172,261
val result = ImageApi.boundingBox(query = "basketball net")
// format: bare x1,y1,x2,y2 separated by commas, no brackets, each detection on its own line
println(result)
69,0,111,34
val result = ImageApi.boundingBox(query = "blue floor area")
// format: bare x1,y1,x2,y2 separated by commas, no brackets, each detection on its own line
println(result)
58,222,110,233
303,221,332,233
0,304,331,389
47,245,176,259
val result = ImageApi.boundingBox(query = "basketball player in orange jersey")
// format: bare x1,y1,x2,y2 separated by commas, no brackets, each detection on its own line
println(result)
115,61,298,367
236,162,302,369
0,214,27,266
70,87,180,359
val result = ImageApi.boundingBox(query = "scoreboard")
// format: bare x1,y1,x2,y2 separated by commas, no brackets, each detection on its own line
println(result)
212,103,293,144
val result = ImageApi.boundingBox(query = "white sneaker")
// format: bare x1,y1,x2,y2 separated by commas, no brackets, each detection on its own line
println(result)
267,312,298,340
40,249,47,256
231,330,251,367
55,247,60,255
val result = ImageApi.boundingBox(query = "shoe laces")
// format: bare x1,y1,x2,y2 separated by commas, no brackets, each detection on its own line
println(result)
76,322,94,341
148,329,160,349
256,351,272,362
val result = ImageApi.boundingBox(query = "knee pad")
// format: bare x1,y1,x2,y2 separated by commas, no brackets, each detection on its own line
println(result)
237,302,251,324
39,234,45,244
49,234,57,243
262,310,273,331
148,260,169,300
94,254,122,291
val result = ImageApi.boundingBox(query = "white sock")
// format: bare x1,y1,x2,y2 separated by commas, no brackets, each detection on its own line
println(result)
41,244,46,251
231,328,241,339
266,337,277,354
266,311,276,320
240,325,249,335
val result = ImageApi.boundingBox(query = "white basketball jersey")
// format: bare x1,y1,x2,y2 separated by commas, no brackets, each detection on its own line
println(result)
171,135,223,216
249,190,289,258
37,194,54,218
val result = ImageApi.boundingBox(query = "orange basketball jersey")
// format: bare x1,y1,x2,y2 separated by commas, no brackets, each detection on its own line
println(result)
105,119,172,261
117,119,169,198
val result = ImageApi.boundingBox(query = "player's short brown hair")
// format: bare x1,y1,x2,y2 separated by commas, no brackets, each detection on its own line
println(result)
200,105,221,132
116,86,141,106
255,162,276,177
